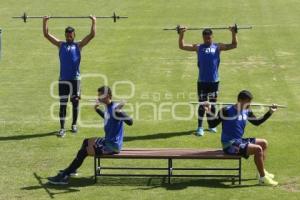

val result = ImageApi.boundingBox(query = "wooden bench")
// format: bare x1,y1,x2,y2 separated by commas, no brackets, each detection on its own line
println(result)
94,148,242,185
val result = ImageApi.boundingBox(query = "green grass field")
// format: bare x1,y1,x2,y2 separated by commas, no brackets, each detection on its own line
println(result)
1,0,300,199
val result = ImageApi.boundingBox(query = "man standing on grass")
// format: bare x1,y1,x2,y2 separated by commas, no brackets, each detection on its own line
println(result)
202,90,279,186
43,15,96,137
178,25,237,136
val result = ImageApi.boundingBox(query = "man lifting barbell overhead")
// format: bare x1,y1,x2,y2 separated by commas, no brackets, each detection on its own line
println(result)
202,90,279,186
43,15,96,137
178,25,238,136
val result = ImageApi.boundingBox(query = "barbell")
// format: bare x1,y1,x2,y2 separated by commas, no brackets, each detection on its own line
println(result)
12,12,128,23
164,24,252,34
190,102,287,108
0,28,2,61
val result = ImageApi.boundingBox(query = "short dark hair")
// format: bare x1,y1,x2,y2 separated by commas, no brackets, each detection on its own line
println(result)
65,26,75,33
202,28,213,36
237,90,253,101
98,86,112,97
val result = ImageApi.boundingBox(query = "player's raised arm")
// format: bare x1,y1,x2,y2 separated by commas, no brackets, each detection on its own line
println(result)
247,104,277,126
94,101,105,119
203,102,228,128
115,110,133,126
178,26,198,52
78,15,96,49
43,16,62,47
219,25,238,51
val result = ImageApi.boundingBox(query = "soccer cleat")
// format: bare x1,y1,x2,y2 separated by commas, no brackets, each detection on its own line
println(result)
195,127,204,136
265,169,275,179
208,127,217,133
71,125,78,133
57,129,66,137
48,173,69,185
59,170,78,177
257,169,275,179
259,176,278,186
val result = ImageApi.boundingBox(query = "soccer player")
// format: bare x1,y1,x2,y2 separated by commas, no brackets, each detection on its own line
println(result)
178,25,237,136
48,86,133,185
43,15,96,137
202,90,279,186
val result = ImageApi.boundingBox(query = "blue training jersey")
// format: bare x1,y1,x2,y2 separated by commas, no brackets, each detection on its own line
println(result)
221,105,250,143
104,102,125,152
59,42,81,80
197,43,220,82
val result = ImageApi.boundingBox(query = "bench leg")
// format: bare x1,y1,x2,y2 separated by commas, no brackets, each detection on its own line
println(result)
238,158,242,185
98,157,101,173
94,157,101,184
94,156,97,183
168,158,173,184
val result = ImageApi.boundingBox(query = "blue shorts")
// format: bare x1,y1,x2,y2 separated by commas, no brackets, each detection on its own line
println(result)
94,138,116,156
223,138,256,159
197,81,219,101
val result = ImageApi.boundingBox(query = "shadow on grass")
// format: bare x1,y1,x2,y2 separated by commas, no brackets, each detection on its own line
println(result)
21,173,95,199
95,177,257,190
21,173,256,199
0,131,57,141
1,130,194,142
21,173,257,198
124,130,195,142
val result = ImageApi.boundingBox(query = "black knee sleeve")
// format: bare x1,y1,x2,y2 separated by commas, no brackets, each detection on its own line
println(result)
81,139,89,149
59,104,67,116
198,105,205,127
208,98,217,115
198,105,206,111
59,104,67,129
76,139,88,160
71,96,80,104
71,96,80,125
63,139,89,176
76,147,87,160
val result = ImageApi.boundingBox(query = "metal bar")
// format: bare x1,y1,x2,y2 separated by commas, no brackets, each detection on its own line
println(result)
163,26,252,31
87,99,122,102
95,159,241,183
98,157,101,174
173,168,240,171
95,157,240,160
190,102,288,108
100,167,239,171
12,12,128,23
97,174,169,177
12,16,128,19
101,167,169,170
0,28,2,61
168,158,173,184
98,157,102,183
97,174,239,178
170,175,239,178
239,158,242,185
94,156,97,183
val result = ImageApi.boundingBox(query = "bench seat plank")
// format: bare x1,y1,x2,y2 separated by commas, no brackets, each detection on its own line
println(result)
97,148,241,159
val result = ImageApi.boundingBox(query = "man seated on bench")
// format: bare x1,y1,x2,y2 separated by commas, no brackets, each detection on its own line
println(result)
48,86,133,185
202,90,279,186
